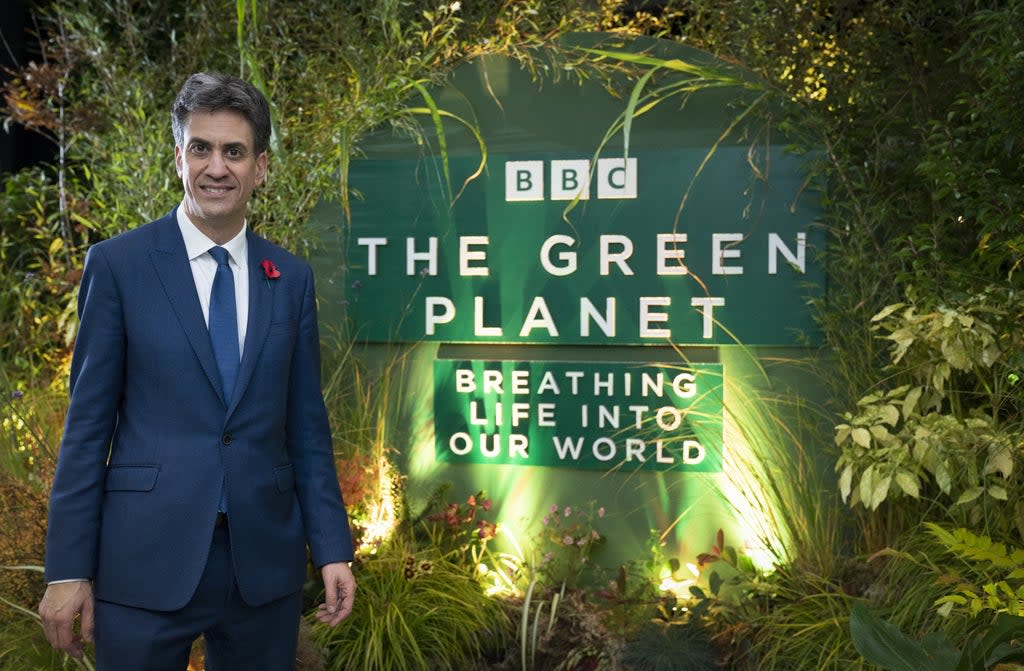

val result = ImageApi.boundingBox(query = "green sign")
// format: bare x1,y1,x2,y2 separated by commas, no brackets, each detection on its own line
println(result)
321,35,824,347
434,360,723,472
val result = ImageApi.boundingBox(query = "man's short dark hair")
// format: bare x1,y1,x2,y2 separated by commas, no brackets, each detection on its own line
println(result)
172,72,272,155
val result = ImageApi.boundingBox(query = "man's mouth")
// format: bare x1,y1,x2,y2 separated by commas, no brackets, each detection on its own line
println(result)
201,185,233,194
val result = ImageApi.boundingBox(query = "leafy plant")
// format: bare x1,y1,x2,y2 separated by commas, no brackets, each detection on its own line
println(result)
309,541,510,671
534,502,606,589
850,601,1024,671
836,286,1023,518
619,602,720,671
926,524,1024,619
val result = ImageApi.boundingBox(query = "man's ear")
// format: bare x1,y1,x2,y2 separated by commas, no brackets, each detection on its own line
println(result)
255,151,268,186
174,145,183,177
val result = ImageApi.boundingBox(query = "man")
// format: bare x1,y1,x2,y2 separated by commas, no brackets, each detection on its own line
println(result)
38,72,356,669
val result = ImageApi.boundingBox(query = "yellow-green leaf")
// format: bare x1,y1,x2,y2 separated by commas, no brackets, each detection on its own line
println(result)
987,485,1009,501
895,471,920,498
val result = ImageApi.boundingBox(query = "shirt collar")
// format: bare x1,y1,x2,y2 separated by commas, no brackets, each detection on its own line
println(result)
176,205,248,264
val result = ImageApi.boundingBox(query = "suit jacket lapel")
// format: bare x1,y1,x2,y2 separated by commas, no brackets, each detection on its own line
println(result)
148,210,226,404
228,231,275,414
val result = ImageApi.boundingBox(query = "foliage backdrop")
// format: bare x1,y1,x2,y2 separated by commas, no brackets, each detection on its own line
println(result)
2,1,1022,669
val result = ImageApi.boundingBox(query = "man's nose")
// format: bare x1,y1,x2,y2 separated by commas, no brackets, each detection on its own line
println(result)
206,151,229,175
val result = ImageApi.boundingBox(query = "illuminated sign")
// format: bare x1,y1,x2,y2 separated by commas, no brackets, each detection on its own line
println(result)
343,144,820,346
434,360,723,471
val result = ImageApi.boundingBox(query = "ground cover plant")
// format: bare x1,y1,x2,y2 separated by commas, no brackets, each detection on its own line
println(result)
2,0,1022,669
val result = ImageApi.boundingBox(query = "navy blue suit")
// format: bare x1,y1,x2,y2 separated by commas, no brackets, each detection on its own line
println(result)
45,209,353,616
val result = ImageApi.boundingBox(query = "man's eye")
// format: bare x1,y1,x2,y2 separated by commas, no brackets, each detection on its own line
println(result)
190,144,208,154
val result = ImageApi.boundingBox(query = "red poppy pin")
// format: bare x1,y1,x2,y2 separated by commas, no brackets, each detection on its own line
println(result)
261,259,281,280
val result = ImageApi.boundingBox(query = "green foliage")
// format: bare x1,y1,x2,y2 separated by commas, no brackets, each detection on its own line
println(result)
533,502,606,589
927,524,1024,618
619,613,719,671
835,287,1024,524
850,601,1024,671
308,540,510,671
0,606,93,670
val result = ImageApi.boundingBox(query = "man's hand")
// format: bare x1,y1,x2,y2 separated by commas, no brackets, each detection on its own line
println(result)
316,561,355,626
38,581,94,659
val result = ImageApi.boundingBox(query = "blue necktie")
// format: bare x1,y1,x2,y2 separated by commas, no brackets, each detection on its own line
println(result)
208,246,239,402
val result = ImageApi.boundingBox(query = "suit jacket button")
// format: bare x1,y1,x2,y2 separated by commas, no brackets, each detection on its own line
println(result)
221,433,232,445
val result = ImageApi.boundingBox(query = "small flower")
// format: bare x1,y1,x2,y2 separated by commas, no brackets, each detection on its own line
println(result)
563,535,574,546
477,520,497,540
10,390,24,400
549,504,559,514
564,506,572,517
418,560,434,575
598,507,606,518
450,0,461,11
542,516,550,526
482,499,492,511
467,495,477,506
577,537,587,547
261,259,281,279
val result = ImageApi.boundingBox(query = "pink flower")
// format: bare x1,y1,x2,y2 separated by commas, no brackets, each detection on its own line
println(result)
261,259,281,279
482,499,492,511
564,507,572,517
563,535,574,546
550,504,559,514
468,495,477,506
598,507,606,518
543,516,550,526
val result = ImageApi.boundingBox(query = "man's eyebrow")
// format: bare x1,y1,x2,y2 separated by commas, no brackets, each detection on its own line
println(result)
187,137,249,152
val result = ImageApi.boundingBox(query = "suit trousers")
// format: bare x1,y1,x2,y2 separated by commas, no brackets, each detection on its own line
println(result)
93,522,303,670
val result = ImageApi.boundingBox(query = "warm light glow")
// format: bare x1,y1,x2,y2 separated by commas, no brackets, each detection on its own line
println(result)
476,524,526,597
658,564,698,599
357,457,399,555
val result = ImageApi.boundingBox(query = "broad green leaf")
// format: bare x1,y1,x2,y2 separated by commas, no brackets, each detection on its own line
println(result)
870,425,893,443
902,386,923,419
859,464,876,507
849,602,958,671
871,475,892,510
954,486,984,506
987,485,1009,501
852,427,872,448
985,446,1014,478
871,302,906,322
880,404,901,426
839,465,853,502
895,471,920,498
936,462,952,494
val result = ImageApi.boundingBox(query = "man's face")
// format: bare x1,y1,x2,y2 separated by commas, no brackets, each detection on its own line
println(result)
175,109,267,242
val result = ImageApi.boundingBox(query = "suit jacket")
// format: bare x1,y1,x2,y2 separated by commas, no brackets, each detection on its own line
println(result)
44,209,353,611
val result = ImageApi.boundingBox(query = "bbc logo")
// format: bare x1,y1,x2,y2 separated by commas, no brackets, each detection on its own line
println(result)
505,158,638,202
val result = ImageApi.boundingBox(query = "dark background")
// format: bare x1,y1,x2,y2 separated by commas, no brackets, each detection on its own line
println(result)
1,0,52,176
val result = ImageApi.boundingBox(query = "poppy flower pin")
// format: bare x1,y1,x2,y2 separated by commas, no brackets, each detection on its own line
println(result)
261,259,281,284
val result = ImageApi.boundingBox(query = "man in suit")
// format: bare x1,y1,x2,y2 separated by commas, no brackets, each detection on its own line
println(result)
37,72,356,669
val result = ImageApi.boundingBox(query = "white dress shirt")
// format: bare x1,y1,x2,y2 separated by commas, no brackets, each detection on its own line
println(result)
176,206,249,355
